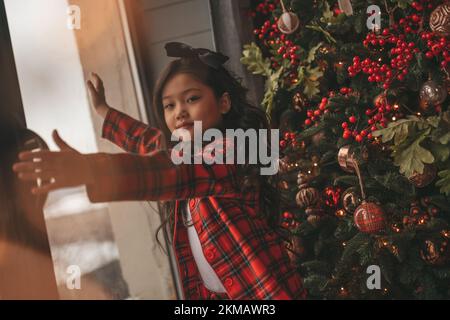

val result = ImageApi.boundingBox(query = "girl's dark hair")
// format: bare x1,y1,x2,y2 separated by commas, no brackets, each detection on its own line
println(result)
151,57,280,249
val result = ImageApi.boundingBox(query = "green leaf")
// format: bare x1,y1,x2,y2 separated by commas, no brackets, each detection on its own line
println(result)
302,66,323,98
241,42,271,76
305,24,337,44
261,66,284,115
372,117,417,145
429,143,450,162
393,135,435,178
306,42,323,63
436,170,450,195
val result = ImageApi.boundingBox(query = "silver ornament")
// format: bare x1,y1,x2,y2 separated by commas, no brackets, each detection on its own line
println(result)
419,80,447,106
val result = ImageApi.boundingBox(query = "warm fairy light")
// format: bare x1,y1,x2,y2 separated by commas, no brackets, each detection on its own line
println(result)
313,162,318,167
382,240,388,246
336,209,346,217
416,112,421,116
342,242,347,247
393,104,399,110
307,170,312,174
441,230,450,238
383,288,388,293
378,57,382,62
340,287,345,292
393,226,401,233
391,116,396,121
418,217,426,225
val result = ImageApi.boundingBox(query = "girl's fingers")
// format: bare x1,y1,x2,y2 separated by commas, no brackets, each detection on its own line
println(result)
52,130,77,152
32,181,62,195
18,150,54,161
87,80,98,96
12,161,41,173
92,73,105,95
18,170,58,181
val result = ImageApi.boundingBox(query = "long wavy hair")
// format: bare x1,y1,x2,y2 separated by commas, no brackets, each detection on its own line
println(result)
151,57,280,249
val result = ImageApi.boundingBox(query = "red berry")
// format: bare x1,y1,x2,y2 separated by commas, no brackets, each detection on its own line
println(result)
355,135,363,143
343,130,351,139
305,119,312,126
283,211,293,219
349,116,357,123
342,122,348,129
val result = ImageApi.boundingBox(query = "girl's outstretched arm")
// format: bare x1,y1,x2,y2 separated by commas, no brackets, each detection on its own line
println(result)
87,73,162,155
13,132,239,201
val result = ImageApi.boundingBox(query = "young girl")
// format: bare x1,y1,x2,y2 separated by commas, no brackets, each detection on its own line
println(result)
13,42,306,300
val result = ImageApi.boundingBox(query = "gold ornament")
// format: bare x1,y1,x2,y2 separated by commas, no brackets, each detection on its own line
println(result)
420,239,449,266
306,214,322,226
409,164,437,188
341,187,361,213
296,187,320,208
277,0,300,34
373,92,387,106
292,92,308,112
430,3,450,36
338,0,353,16
338,145,358,173
297,172,314,189
419,80,448,106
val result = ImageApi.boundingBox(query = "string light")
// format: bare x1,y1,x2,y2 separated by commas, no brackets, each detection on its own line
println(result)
416,112,422,116
313,162,318,167
391,116,397,121
393,104,399,110
335,209,346,217
441,230,450,238
342,242,347,247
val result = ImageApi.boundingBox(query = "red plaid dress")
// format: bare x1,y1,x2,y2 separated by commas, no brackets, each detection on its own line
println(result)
85,108,307,300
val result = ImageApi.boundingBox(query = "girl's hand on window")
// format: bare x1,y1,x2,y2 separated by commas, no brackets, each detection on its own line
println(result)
12,130,94,195
87,72,110,119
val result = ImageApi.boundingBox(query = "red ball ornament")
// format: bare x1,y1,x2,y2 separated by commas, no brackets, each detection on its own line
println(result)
353,201,386,233
323,186,342,207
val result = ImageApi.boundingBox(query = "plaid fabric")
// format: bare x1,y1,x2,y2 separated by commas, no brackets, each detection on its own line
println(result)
86,108,307,300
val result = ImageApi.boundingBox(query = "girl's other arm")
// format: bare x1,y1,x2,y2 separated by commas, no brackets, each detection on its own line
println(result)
87,73,162,155
84,148,239,203
14,135,239,202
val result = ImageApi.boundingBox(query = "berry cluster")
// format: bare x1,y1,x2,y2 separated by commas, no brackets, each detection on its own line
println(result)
304,96,331,126
253,18,301,81
349,27,419,89
253,0,279,16
281,211,300,229
280,131,299,150
421,32,450,69
410,0,435,12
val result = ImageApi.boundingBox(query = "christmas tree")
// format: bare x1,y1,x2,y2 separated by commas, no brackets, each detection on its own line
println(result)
241,0,450,299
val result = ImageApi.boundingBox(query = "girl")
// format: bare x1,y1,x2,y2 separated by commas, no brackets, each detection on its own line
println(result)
13,42,306,300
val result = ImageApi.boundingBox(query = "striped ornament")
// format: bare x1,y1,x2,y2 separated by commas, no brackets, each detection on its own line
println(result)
430,3,450,36
295,187,320,208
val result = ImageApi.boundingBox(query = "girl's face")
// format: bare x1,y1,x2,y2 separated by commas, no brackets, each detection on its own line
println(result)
162,73,230,140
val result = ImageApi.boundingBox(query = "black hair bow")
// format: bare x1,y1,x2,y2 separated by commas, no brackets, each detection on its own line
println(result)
164,42,229,69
